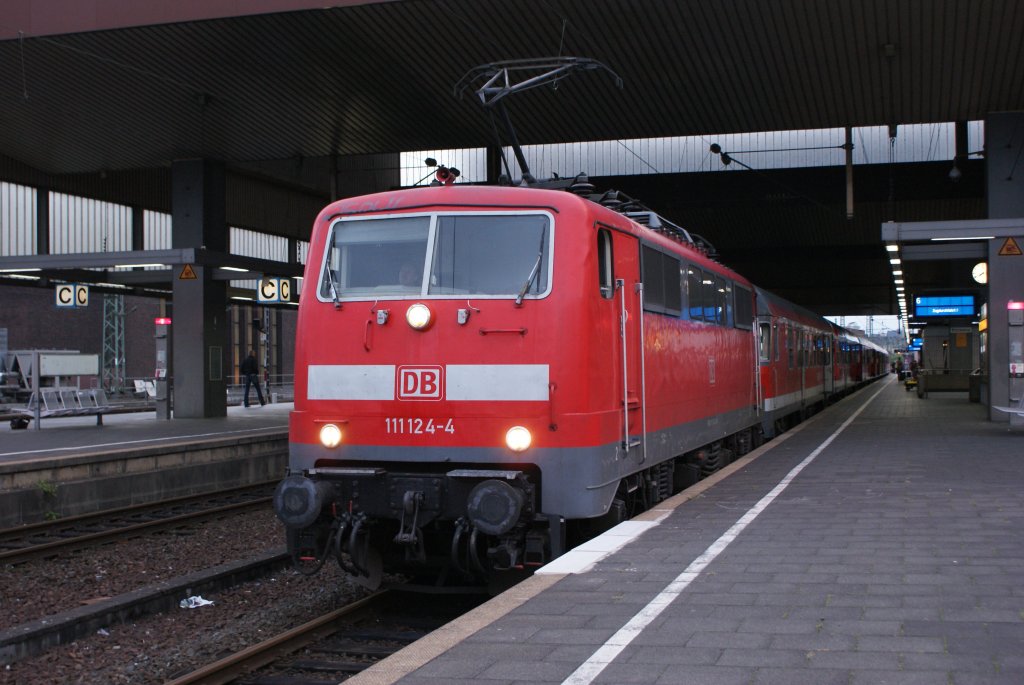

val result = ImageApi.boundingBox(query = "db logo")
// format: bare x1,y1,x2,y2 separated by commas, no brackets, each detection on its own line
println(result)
396,366,444,401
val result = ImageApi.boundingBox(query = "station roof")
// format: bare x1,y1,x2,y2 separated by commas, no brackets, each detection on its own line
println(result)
1,0,1021,315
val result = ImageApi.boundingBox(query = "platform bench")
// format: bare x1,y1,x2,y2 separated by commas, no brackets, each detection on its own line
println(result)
10,388,118,429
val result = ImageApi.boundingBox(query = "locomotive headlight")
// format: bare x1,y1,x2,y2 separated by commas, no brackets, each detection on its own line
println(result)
505,426,532,452
319,423,343,448
405,303,434,330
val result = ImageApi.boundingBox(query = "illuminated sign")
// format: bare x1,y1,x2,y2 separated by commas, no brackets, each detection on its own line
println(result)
914,295,975,318
258,277,291,303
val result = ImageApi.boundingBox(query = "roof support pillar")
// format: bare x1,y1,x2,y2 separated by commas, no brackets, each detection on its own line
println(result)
985,112,1024,422
170,159,228,418
486,146,503,184
131,206,145,249
35,188,49,256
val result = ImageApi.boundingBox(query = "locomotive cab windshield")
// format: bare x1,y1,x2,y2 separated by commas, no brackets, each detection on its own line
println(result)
318,212,552,301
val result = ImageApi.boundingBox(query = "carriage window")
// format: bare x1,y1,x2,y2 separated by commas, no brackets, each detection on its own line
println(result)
715,276,728,325
687,266,703,320
665,259,682,314
734,285,753,329
703,272,719,323
597,228,613,299
723,280,734,327
641,246,681,316
759,323,772,362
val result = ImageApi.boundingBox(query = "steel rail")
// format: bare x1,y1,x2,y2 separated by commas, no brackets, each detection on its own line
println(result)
0,495,273,565
164,590,390,685
0,479,278,543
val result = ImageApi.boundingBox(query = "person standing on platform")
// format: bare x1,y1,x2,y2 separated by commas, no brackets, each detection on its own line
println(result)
241,349,266,407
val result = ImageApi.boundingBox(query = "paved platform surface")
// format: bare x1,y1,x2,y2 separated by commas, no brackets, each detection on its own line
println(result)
354,377,1024,685
0,401,291,466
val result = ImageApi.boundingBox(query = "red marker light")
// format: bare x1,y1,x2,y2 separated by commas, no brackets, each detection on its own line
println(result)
154,317,172,325
1008,302,1024,311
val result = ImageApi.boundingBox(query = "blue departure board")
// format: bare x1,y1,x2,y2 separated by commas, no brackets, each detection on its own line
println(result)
914,295,975,318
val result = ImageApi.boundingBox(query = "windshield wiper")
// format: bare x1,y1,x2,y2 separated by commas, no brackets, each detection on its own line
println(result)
324,244,342,309
515,229,546,306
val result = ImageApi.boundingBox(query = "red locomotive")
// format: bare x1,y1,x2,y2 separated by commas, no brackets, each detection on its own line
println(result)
273,179,887,588
273,57,887,588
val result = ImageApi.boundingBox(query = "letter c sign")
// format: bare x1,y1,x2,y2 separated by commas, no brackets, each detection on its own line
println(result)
56,284,88,308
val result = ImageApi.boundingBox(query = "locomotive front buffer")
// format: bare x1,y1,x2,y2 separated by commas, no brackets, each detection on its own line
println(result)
274,466,545,585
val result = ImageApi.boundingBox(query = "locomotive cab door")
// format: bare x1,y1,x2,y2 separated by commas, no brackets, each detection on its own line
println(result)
606,228,646,463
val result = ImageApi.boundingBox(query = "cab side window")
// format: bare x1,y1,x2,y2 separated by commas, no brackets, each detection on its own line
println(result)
759,322,772,362
597,228,613,299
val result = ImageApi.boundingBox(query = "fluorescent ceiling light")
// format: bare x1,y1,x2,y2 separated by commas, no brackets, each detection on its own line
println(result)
114,263,168,269
930,236,994,242
889,258,901,265
886,244,899,252
0,267,42,273
220,266,250,272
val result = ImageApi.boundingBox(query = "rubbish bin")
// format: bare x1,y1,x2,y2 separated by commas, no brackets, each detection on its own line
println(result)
968,373,984,403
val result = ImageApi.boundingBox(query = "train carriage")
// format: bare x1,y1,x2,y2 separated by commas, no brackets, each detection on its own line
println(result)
754,287,835,436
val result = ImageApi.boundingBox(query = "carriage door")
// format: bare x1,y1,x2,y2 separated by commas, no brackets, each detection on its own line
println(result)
824,334,835,396
799,328,808,403
609,229,646,463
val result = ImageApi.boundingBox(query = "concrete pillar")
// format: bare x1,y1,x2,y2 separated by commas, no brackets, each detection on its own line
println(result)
985,113,1024,421
171,159,228,418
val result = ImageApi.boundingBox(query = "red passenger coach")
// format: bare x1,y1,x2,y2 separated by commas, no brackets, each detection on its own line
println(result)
275,182,774,587
755,288,836,436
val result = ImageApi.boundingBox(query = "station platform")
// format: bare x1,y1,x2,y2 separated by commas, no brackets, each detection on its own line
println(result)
354,376,1024,685
0,402,290,526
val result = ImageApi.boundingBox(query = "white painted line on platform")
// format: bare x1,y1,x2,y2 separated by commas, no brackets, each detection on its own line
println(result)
537,521,659,574
560,378,891,685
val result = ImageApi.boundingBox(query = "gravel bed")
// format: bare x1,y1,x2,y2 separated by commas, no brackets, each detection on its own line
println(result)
1,564,367,685
1,505,372,684
0,508,287,630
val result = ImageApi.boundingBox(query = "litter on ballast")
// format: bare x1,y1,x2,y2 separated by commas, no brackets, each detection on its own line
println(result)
179,595,215,609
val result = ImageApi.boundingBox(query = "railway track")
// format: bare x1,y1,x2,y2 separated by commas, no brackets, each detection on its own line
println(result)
165,590,484,685
0,481,277,565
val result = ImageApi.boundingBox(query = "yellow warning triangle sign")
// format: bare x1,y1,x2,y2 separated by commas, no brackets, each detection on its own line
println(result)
179,263,199,280
998,237,1023,256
